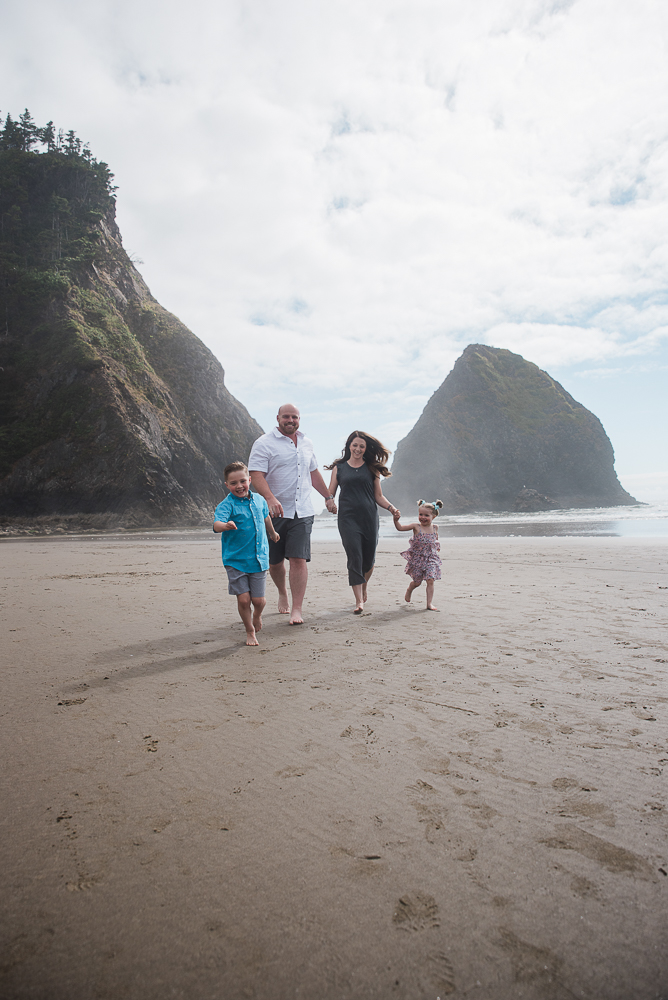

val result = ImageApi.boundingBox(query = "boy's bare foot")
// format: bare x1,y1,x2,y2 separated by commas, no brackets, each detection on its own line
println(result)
288,609,304,625
277,593,290,614
427,604,439,612
245,630,259,646
252,612,263,631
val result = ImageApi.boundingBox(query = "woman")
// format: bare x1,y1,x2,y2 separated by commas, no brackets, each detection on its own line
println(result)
326,431,400,613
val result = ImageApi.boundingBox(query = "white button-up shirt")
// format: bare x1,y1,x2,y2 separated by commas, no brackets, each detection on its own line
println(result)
248,427,318,518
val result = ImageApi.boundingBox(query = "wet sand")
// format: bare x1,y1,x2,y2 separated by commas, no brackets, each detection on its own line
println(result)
1,534,667,999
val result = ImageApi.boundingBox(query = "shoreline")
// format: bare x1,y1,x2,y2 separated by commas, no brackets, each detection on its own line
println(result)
2,499,666,542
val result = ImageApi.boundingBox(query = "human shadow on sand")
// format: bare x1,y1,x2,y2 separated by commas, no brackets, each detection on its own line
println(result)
62,603,438,694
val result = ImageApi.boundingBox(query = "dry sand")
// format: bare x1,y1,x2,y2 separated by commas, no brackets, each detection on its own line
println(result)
1,532,667,1000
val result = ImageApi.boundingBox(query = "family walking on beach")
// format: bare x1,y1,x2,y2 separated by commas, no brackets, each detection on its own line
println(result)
214,404,442,645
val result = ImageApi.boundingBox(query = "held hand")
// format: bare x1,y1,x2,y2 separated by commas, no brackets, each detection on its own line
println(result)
325,497,337,514
392,508,401,521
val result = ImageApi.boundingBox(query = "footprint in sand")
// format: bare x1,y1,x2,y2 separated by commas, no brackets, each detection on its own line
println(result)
420,951,456,995
498,928,565,992
409,780,448,843
393,892,440,932
66,874,101,892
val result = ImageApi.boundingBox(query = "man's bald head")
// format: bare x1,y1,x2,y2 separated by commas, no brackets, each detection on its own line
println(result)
277,404,300,418
276,404,301,437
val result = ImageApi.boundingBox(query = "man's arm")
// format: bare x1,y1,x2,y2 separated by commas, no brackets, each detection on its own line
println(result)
250,471,283,518
311,469,337,513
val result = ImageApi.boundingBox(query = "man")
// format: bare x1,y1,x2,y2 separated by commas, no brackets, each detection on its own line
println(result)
249,404,336,624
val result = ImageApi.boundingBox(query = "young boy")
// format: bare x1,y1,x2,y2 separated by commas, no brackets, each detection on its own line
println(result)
214,462,280,646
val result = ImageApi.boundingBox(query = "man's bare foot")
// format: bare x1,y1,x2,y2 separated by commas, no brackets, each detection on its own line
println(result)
427,604,439,612
288,610,304,625
405,588,413,603
245,630,259,645
277,594,290,614
252,612,263,631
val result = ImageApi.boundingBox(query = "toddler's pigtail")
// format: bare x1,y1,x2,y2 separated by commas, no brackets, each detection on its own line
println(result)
417,498,442,517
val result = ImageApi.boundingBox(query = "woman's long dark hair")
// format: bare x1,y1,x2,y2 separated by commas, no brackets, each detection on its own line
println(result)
325,431,392,478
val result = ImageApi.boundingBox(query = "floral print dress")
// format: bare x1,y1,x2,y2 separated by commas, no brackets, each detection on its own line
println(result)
401,531,441,582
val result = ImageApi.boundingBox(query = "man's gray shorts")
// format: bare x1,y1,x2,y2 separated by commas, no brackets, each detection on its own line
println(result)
225,566,267,597
269,514,314,564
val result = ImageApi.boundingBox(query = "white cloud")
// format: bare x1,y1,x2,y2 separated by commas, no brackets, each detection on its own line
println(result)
3,0,668,473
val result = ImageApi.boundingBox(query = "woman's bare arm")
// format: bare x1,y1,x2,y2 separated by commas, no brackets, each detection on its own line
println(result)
373,475,399,516
327,465,338,497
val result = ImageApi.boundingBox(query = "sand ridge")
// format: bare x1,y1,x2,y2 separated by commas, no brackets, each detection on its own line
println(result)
1,534,667,999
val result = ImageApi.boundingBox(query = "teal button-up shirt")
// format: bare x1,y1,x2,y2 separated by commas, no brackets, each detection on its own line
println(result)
214,490,270,573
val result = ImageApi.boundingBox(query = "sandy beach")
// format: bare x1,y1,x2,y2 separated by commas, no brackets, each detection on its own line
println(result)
1,532,667,1000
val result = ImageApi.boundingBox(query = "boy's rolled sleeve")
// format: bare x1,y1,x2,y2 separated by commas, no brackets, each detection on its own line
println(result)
214,496,234,526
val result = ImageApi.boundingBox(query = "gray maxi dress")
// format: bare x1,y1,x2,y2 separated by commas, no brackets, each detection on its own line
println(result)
336,461,379,586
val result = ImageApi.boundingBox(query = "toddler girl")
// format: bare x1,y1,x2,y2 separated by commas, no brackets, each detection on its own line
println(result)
393,500,443,611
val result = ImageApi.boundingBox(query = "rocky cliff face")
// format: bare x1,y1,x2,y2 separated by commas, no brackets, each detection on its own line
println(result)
385,344,636,514
0,144,262,529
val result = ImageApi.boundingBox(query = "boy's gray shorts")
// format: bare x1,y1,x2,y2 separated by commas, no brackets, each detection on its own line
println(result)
269,515,314,564
225,567,267,597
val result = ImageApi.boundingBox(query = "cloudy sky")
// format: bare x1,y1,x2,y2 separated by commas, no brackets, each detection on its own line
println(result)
4,0,668,501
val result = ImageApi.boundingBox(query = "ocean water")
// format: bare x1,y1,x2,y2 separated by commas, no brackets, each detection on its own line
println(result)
3,503,667,545
312,502,668,540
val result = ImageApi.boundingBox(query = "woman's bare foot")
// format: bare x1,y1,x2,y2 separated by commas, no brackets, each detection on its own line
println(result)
245,630,259,645
427,604,439,612
353,603,364,614
362,584,368,603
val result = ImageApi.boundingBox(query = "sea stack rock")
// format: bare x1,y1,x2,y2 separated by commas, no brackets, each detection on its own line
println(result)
0,119,262,530
386,344,636,514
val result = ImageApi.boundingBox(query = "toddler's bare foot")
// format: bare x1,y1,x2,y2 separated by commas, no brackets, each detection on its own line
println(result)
288,609,304,625
277,593,290,614
404,588,413,603
245,630,259,646
252,612,263,631
427,603,439,612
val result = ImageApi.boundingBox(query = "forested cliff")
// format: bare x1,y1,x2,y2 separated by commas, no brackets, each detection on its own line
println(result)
0,111,262,531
